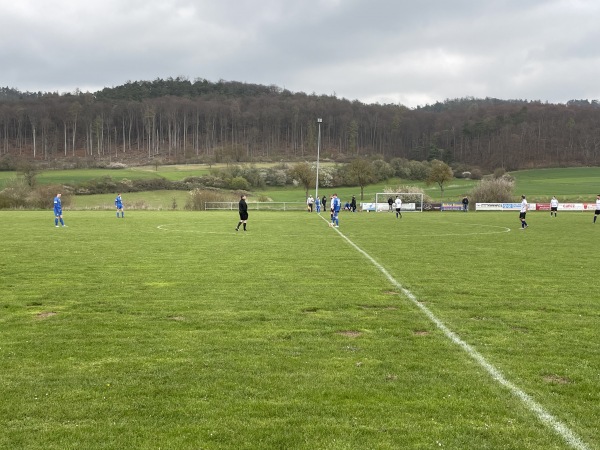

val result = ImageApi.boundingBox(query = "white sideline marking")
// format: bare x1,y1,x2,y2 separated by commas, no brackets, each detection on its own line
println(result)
329,223,590,450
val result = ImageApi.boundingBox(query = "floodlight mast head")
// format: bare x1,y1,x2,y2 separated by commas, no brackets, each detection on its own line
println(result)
316,118,322,200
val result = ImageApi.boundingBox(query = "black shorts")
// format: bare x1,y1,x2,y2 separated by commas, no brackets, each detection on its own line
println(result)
239,211,249,220
550,207,557,212
396,208,401,213
519,212,526,219
595,210,600,216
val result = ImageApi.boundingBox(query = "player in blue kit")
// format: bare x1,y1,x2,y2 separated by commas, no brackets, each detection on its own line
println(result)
115,193,124,218
53,193,66,227
331,193,341,228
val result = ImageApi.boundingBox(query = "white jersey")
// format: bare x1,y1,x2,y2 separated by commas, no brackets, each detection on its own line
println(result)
550,198,559,208
520,199,528,213
394,198,402,209
596,198,600,210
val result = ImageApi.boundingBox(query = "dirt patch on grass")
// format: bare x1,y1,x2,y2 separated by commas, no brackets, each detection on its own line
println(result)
168,316,186,321
413,330,429,336
338,330,362,338
36,311,57,319
302,307,319,313
543,374,571,385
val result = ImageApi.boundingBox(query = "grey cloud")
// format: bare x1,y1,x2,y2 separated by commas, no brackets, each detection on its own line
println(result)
1,0,599,106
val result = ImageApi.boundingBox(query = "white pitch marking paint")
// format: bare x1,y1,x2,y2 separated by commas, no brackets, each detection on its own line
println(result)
328,221,589,450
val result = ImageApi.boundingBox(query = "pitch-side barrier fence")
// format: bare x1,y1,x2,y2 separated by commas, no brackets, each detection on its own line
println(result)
476,202,597,211
205,201,597,212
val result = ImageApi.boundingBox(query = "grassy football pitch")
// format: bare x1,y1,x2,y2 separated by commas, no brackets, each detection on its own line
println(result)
1,210,598,449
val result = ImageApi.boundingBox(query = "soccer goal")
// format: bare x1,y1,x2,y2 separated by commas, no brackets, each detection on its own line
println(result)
373,193,424,212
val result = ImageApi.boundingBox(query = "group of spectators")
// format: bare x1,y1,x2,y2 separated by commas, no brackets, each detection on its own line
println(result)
306,195,357,213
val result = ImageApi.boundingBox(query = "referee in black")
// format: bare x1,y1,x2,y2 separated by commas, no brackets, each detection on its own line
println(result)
235,195,248,231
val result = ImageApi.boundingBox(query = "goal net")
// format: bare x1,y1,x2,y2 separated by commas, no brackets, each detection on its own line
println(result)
371,193,424,212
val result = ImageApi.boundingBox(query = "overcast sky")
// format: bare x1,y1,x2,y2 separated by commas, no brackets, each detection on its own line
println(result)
2,0,599,108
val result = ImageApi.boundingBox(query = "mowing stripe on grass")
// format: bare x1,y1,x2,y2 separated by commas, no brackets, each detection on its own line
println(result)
326,219,590,450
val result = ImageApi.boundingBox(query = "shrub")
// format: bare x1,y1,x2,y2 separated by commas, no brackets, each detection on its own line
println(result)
469,169,483,180
0,178,30,208
469,177,515,203
384,185,432,204
29,185,72,209
264,168,288,186
130,178,173,191
0,181,72,210
493,168,506,179
106,162,128,169
501,173,515,183
406,160,431,181
0,155,19,171
78,176,118,194
239,166,265,188
185,189,237,211
229,176,250,190
317,167,335,187
329,164,352,186
390,158,409,178
372,159,395,181
196,175,228,189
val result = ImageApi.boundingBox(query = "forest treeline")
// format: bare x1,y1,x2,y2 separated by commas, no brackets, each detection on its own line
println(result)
1,77,600,170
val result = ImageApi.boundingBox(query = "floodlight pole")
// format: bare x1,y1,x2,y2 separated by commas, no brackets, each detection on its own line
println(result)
316,118,322,203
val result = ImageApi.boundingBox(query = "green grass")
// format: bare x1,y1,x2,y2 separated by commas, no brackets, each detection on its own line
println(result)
2,166,600,209
131,164,212,180
71,190,191,210
510,167,600,201
1,210,598,449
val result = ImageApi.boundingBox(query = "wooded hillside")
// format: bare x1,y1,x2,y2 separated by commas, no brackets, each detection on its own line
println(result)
1,78,599,170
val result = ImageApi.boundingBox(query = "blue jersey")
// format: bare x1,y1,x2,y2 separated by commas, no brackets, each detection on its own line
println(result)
115,195,123,208
53,196,62,214
332,197,341,212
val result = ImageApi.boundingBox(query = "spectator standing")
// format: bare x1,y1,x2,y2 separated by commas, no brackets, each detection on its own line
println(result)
307,195,314,212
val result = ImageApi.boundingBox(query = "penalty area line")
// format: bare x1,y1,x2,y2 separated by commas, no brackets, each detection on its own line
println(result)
332,227,590,450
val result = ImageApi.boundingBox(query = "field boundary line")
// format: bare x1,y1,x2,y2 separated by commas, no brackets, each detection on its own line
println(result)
327,220,589,450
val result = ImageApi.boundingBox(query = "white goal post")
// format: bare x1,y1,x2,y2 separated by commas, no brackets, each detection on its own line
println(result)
371,193,424,212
